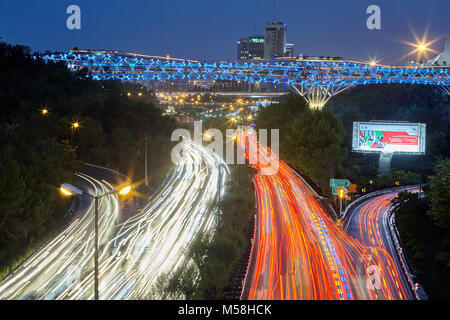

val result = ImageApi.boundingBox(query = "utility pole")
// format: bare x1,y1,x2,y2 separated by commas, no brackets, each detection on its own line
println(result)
94,197,99,300
60,182,132,300
338,188,344,217
145,136,148,186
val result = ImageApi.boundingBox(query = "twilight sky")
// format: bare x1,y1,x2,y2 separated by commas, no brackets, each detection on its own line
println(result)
0,0,449,64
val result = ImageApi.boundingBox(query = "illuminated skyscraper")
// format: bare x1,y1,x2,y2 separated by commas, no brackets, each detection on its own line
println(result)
237,36,265,61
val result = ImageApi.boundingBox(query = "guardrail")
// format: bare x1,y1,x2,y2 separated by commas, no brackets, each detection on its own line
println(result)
388,209,428,300
343,184,427,300
239,178,258,300
239,213,257,300
342,184,423,220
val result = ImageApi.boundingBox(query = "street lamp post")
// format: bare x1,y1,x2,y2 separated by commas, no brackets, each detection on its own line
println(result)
70,121,80,143
59,182,131,300
338,188,345,217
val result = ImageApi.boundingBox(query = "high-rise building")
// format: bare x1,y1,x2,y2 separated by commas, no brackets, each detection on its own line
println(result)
285,43,294,58
264,22,287,60
237,36,265,61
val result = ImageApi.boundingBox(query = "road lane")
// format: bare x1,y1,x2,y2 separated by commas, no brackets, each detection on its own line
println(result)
344,188,419,300
0,172,121,300
239,129,413,300
239,130,371,300
0,140,227,300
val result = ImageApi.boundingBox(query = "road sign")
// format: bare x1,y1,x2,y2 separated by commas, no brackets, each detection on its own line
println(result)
330,179,351,188
331,186,348,195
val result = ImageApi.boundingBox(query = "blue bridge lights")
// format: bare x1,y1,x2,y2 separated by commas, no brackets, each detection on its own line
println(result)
43,50,450,109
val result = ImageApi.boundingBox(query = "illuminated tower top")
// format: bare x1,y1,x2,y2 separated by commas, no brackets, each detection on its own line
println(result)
428,33,450,66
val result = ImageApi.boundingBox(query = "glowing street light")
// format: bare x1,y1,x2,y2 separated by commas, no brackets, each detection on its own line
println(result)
59,181,132,300
40,107,49,116
70,121,81,143
402,31,439,63
418,44,427,51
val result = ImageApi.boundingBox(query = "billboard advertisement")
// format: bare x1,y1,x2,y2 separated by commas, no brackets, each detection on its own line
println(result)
352,122,426,154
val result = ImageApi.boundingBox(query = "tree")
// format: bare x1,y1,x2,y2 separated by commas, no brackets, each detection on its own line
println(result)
427,158,450,229
283,109,347,193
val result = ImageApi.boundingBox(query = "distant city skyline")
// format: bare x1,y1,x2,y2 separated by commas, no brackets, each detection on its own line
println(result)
0,0,449,64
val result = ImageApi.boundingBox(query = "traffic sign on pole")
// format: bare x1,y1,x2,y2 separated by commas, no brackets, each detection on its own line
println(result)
330,179,351,188
331,186,348,195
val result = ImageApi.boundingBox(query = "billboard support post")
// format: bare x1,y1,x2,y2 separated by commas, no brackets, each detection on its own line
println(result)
378,152,394,174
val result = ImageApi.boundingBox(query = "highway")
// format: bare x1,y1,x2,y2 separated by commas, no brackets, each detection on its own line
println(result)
0,140,227,300
84,140,227,300
239,130,412,300
0,172,121,300
344,188,420,300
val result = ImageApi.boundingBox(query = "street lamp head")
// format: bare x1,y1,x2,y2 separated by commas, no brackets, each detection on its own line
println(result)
107,183,132,196
41,108,49,115
118,185,131,195
72,121,80,129
60,183,84,196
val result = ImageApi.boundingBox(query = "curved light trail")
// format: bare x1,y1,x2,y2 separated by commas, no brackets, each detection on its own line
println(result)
344,188,420,300
239,130,411,300
0,173,121,300
0,140,227,300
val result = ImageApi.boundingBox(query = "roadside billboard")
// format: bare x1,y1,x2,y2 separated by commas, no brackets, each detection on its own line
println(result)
352,121,426,154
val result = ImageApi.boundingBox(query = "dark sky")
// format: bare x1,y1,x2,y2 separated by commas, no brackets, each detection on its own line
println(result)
1,0,449,64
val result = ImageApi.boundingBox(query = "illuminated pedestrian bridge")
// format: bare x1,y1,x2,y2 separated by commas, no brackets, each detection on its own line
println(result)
43,50,450,109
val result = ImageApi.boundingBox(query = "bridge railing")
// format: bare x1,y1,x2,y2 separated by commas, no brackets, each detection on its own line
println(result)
42,52,450,86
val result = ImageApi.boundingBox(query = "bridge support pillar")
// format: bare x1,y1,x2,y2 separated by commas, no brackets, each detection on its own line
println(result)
378,152,394,175
291,84,353,110
440,85,450,96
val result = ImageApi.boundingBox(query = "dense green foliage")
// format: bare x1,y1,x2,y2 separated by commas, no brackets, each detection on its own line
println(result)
427,158,450,229
257,95,347,194
151,165,257,299
0,41,175,278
